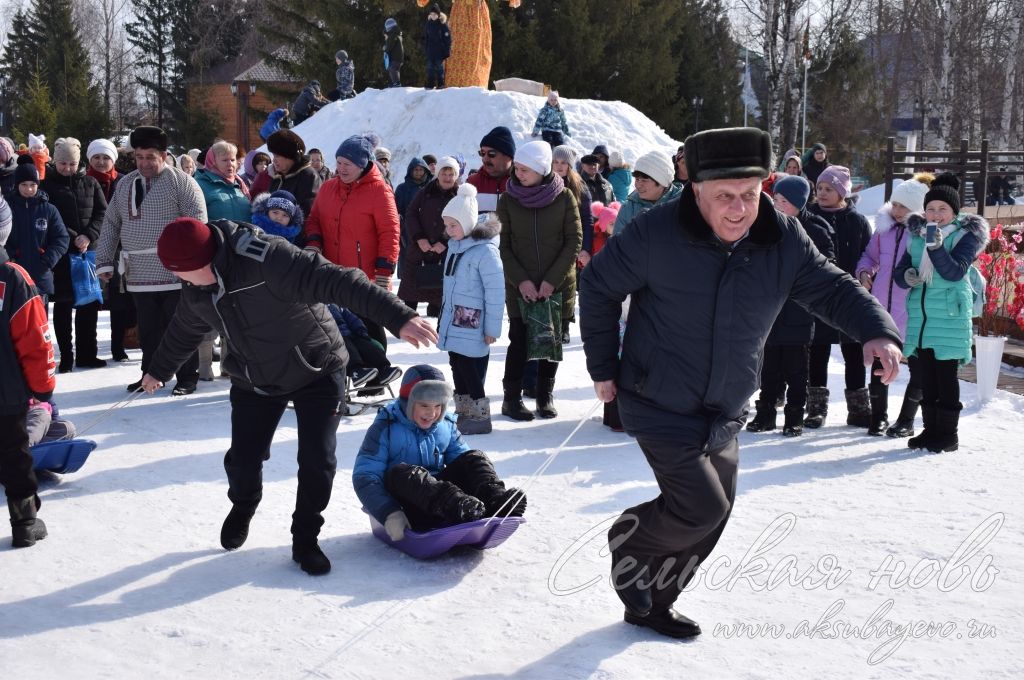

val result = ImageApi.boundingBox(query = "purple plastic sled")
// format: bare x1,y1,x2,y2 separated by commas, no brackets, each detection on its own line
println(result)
31,439,97,474
368,513,526,559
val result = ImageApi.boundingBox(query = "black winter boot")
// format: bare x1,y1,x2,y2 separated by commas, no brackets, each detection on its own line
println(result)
804,387,829,428
867,382,889,436
435,485,486,524
220,503,258,550
886,387,922,437
58,353,74,374
925,403,961,453
908,403,937,450
782,405,804,437
745,400,777,432
501,380,535,421
9,496,47,548
535,377,558,419
439,451,522,517
845,387,872,427
292,541,331,575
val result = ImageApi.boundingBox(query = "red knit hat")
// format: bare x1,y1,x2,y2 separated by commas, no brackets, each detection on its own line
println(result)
157,218,217,272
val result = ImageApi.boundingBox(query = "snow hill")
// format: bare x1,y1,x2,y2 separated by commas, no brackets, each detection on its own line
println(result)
288,86,682,174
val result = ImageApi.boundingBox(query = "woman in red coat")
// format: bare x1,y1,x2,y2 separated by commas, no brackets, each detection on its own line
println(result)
305,135,401,346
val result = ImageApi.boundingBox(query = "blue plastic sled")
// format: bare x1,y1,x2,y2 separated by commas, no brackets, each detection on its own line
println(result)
368,514,525,560
31,439,97,474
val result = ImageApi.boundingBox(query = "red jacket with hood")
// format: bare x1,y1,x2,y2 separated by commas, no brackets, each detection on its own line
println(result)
304,163,400,278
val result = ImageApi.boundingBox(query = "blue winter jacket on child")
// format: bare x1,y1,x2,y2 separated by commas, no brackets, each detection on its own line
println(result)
532,103,570,137
327,304,369,338
353,399,469,523
3,189,69,295
250,191,305,244
437,215,504,358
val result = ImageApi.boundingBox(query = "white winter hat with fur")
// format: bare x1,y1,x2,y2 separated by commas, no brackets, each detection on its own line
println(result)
442,183,479,235
890,179,928,214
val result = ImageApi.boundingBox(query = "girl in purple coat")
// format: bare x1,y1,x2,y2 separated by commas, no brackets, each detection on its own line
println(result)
855,176,929,436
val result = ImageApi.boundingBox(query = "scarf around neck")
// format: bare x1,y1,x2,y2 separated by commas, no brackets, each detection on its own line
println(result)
204,153,250,199
914,221,959,284
505,172,564,209
86,166,118,201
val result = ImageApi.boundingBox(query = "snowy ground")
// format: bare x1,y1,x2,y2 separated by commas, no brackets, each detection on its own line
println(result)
2,310,1022,680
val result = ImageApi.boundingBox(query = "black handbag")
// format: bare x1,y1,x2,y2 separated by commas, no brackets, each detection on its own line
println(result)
413,258,444,290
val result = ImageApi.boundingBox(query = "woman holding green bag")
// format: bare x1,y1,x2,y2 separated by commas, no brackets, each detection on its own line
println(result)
497,141,582,421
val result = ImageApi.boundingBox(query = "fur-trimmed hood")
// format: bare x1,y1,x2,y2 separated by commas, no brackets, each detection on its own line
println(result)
874,202,922,235
467,212,501,240
251,191,304,231
907,212,990,250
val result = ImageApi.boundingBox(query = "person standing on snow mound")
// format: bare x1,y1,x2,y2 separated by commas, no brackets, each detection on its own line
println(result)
579,127,903,639
352,365,525,542
140,217,437,575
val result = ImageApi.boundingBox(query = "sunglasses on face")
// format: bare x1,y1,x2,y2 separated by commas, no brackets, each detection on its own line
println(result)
478,149,499,159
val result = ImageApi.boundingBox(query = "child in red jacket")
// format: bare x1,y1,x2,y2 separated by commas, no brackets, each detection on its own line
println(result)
1,216,56,548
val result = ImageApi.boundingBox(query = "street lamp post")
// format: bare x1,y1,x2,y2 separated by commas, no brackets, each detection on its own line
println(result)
914,98,932,149
692,96,703,133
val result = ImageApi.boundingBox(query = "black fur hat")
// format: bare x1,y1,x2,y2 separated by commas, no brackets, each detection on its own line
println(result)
924,173,961,215
684,127,772,182
267,129,306,164
129,126,169,152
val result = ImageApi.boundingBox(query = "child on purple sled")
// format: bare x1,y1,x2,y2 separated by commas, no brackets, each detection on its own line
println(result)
352,364,526,541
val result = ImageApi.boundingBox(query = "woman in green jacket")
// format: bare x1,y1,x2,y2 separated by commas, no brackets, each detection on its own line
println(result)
497,141,582,421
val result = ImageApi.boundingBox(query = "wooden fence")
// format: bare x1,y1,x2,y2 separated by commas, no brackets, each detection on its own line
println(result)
884,138,1024,225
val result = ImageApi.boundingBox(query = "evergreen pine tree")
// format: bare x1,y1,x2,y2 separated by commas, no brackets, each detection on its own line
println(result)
12,71,58,144
3,0,110,142
0,10,43,96
126,0,179,131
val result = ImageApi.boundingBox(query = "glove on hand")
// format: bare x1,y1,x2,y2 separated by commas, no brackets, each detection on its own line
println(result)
384,510,410,541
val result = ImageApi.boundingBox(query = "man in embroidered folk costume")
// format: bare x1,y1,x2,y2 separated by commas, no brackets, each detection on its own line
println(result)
95,126,208,395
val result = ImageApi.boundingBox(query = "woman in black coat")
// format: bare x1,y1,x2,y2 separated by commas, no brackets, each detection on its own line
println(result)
396,158,459,316
41,138,108,372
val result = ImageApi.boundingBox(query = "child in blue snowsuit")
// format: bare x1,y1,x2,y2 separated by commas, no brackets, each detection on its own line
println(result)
353,365,526,541
250,190,304,244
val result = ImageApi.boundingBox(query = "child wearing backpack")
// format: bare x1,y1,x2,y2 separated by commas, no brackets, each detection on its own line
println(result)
352,365,526,541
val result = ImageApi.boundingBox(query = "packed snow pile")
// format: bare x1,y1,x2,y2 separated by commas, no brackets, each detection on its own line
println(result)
289,86,681,174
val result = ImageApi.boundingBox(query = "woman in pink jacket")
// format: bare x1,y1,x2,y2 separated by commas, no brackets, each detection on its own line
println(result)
855,176,929,437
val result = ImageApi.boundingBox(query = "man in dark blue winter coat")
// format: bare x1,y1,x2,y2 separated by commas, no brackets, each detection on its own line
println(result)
140,217,437,576
579,127,903,639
